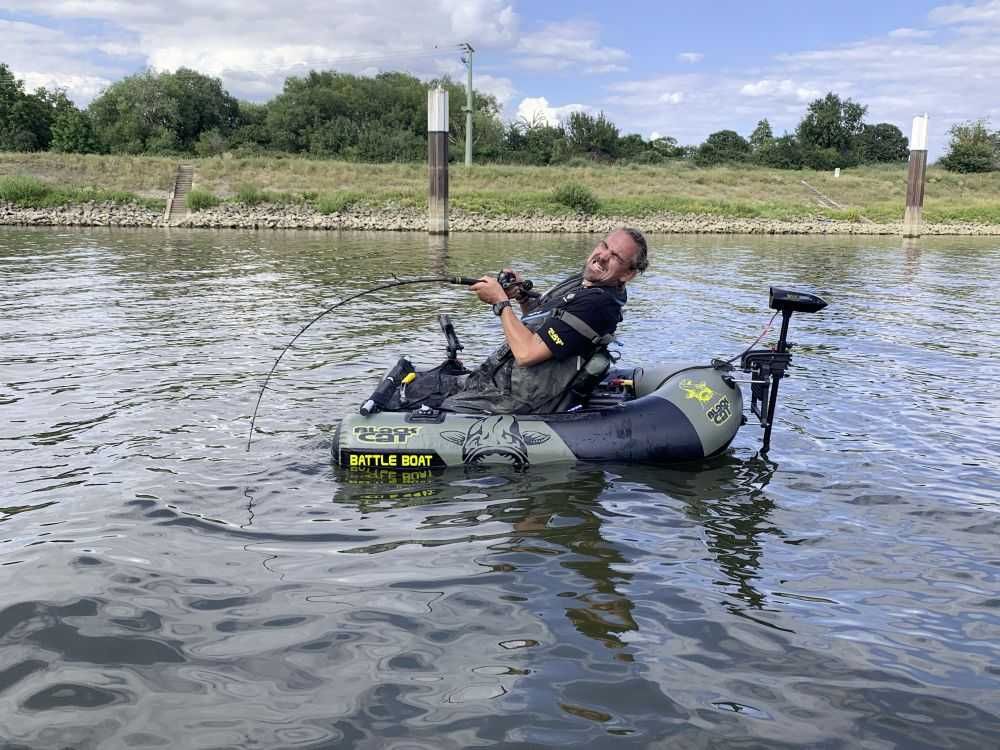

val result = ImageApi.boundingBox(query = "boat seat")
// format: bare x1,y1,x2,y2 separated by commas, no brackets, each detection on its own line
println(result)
550,349,614,412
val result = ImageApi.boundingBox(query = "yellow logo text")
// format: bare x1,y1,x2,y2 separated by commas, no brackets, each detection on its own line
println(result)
348,452,434,468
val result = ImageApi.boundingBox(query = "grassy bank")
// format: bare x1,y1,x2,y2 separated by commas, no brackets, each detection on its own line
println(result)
3,151,1000,224
0,173,163,211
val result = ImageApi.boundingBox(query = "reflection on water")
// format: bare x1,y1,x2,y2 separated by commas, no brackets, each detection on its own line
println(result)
1,227,999,748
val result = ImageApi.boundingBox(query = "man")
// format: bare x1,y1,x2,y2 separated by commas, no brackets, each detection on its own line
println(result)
439,227,648,414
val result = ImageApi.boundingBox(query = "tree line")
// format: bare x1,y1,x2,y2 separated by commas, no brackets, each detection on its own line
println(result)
1,62,997,172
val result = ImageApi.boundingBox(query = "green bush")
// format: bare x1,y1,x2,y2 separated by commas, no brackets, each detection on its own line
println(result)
830,207,866,223
50,109,98,154
801,146,843,171
753,135,803,169
939,120,998,173
553,182,600,214
236,184,267,205
940,143,997,173
194,128,227,157
186,188,220,211
0,175,51,203
630,150,664,165
857,123,909,163
354,128,424,163
316,191,362,214
0,175,151,208
693,130,751,166
81,188,136,204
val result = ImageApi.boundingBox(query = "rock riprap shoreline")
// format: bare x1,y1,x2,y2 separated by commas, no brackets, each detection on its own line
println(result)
1,201,164,227
3,200,1000,235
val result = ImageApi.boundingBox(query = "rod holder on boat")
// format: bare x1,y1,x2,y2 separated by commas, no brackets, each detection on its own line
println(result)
360,357,414,416
439,314,463,363
741,287,827,453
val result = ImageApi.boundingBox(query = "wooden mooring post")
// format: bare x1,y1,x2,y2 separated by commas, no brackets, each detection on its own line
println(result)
428,87,449,235
903,114,929,238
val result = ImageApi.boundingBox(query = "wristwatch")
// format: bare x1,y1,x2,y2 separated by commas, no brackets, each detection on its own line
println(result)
492,300,512,316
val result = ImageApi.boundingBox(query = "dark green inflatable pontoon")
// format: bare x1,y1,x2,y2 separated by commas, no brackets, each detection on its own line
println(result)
334,288,826,469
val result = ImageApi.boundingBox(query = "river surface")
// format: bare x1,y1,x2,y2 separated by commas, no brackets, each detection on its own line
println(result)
1,227,998,749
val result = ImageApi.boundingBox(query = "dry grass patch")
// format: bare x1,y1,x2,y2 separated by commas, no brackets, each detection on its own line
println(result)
0,152,176,194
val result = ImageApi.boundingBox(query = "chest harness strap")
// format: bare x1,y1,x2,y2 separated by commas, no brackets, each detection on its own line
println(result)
551,309,615,346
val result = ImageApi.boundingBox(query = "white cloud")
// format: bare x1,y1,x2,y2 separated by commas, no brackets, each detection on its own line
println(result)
677,52,703,64
929,0,1000,25
446,0,518,43
514,20,627,75
1,0,519,102
474,74,517,107
4,0,999,160
769,23,1000,154
1,18,123,102
586,63,628,74
605,1,1000,157
515,96,590,127
740,79,821,102
888,27,933,38
19,72,112,101
606,74,731,144
431,57,516,110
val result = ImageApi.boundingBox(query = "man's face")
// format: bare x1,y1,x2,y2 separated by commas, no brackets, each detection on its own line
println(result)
582,230,640,286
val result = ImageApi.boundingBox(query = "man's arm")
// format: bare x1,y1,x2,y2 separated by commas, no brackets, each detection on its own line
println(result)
498,305,552,366
470,276,553,367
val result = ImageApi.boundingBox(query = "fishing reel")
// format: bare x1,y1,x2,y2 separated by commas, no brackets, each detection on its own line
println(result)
497,270,541,300
447,271,539,299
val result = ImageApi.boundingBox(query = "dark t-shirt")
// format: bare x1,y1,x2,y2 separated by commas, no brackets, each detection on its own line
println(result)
534,284,626,361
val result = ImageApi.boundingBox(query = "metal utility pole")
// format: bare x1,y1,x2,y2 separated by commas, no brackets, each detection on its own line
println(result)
460,42,475,166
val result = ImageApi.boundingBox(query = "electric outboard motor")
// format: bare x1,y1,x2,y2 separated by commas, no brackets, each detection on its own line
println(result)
740,287,827,453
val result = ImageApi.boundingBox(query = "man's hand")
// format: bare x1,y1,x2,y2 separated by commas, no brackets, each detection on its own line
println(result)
470,275,507,304
472,272,552,367
499,268,528,301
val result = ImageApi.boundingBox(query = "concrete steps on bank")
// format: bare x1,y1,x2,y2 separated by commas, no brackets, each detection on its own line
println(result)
165,164,194,225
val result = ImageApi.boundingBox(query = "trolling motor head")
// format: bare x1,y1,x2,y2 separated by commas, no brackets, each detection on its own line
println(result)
741,287,828,453
769,288,828,315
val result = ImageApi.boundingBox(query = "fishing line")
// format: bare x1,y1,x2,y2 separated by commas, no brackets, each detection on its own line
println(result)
247,275,478,451
722,311,780,365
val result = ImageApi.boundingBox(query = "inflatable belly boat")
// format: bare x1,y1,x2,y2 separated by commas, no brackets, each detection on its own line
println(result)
333,288,827,469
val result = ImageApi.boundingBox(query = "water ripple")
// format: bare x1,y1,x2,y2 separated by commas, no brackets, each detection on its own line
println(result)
0,228,998,748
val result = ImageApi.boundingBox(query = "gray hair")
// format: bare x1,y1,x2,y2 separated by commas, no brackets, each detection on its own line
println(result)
622,227,648,273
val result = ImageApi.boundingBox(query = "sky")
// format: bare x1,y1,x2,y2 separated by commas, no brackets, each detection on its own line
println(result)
2,0,999,158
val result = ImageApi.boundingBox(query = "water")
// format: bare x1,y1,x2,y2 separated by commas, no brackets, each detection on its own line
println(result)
1,227,998,749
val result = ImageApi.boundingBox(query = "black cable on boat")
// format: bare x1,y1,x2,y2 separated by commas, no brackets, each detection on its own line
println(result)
722,311,780,365
246,275,479,451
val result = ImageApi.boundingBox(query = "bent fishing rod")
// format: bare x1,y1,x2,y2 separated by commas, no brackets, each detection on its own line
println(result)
246,273,535,451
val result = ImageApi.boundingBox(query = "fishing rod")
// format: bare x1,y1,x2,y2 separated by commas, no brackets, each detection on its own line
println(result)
246,273,536,451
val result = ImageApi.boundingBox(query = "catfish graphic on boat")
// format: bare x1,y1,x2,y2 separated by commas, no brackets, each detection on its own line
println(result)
441,415,551,468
